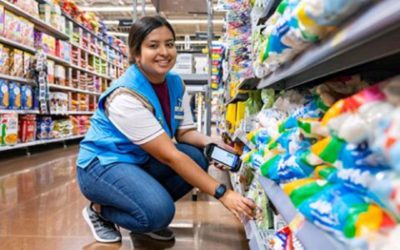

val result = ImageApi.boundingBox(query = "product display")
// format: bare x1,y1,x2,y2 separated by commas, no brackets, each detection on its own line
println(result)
0,0,127,149
0,0,399,249
219,1,400,249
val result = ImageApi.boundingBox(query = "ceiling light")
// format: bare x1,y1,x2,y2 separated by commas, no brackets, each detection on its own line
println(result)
79,6,156,12
108,32,129,37
79,5,223,13
103,19,224,25
107,32,212,45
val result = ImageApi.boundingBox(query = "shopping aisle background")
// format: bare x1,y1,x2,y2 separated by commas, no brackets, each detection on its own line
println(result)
0,145,249,250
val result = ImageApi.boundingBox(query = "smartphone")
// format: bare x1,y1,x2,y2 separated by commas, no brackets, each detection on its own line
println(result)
204,143,242,172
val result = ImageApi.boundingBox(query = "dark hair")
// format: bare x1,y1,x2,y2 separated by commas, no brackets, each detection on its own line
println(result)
128,16,176,65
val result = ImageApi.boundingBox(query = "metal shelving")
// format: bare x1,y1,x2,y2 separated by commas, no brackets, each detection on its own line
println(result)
50,111,94,116
0,73,36,85
0,109,40,114
238,77,260,91
0,135,84,152
0,36,36,53
258,0,400,90
225,92,249,106
180,74,209,84
258,176,346,250
0,0,69,40
48,84,101,96
63,13,127,57
69,64,113,80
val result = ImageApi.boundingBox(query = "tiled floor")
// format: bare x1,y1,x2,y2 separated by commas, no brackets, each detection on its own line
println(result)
0,144,249,250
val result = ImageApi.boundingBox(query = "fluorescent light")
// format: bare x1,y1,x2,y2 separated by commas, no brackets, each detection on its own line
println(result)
175,41,208,45
108,32,129,37
103,19,224,25
107,32,211,45
80,6,156,12
79,5,223,13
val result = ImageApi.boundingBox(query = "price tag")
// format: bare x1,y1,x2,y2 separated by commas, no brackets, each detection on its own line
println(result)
289,213,305,234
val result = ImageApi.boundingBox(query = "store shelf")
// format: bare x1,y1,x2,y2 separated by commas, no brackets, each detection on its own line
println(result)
247,220,269,250
50,111,94,115
0,36,36,53
48,84,101,96
69,64,113,80
0,0,69,40
225,92,249,106
180,74,209,85
258,175,346,250
64,13,127,57
238,77,260,90
46,54,71,67
186,85,207,93
68,111,94,115
71,42,107,61
0,109,40,114
0,73,36,85
0,135,84,152
258,0,400,90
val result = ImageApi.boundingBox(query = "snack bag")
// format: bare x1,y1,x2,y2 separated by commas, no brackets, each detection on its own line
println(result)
283,177,331,207
298,185,396,239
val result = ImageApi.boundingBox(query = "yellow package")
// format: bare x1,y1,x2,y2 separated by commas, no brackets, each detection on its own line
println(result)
225,103,237,134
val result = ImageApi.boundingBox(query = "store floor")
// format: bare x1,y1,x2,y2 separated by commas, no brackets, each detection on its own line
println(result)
0,145,249,250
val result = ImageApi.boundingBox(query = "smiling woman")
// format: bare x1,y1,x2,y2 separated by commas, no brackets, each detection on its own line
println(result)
75,15,256,244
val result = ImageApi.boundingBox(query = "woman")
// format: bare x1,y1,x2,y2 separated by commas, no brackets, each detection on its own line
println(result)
76,15,255,243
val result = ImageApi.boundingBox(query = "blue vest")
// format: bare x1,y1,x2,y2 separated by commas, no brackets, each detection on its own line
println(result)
77,65,185,168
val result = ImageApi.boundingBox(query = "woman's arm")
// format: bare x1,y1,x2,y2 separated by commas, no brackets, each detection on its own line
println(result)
176,129,236,153
140,132,255,219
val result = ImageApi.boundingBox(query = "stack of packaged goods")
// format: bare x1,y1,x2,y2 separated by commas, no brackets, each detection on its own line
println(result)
224,3,253,98
210,43,225,90
218,0,254,138
252,0,375,78
239,75,400,249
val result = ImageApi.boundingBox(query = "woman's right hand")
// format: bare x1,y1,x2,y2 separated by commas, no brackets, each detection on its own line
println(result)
219,189,256,221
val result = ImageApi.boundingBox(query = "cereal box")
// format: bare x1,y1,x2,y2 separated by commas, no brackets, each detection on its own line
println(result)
0,4,4,36
21,84,32,110
11,49,24,77
1,112,18,145
8,82,21,110
0,45,11,74
0,80,9,109
19,114,36,143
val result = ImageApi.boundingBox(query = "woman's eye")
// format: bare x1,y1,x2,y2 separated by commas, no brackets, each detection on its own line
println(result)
149,44,158,48
167,43,175,48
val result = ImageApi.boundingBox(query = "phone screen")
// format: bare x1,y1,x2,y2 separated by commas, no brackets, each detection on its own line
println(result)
211,146,238,167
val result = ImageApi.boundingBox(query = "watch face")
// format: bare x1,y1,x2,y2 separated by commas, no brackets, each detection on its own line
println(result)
214,184,227,199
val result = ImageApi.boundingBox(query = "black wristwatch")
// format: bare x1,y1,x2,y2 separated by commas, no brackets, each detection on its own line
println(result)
214,184,227,199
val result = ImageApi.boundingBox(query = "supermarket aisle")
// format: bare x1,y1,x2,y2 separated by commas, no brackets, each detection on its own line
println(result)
0,145,248,250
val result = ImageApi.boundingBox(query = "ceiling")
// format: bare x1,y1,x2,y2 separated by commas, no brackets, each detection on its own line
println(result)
75,0,226,46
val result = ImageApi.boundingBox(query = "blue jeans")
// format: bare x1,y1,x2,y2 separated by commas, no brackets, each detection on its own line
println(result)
76,143,209,233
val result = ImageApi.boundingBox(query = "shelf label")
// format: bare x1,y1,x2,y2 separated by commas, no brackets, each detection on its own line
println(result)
289,213,305,233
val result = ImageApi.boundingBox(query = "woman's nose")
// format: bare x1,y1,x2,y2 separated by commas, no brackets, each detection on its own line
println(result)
159,45,168,55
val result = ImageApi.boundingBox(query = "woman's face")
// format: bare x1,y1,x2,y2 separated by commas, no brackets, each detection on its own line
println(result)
135,26,177,83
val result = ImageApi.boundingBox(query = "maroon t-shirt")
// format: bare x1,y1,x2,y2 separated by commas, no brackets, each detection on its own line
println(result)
150,81,171,131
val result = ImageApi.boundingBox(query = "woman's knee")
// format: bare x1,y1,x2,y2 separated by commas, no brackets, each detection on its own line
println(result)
176,143,209,172
137,199,176,232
